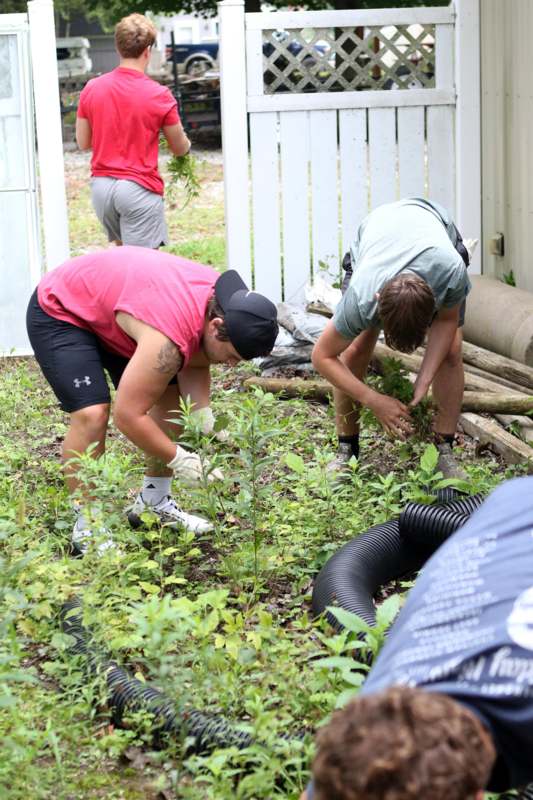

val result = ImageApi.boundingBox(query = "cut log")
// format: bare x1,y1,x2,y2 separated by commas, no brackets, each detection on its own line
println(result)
410,345,529,394
459,413,533,469
373,342,423,374
460,392,533,414
462,372,526,395
244,378,533,415
462,341,533,392
243,376,331,401
373,343,530,396
495,415,533,445
459,362,530,395
495,414,533,429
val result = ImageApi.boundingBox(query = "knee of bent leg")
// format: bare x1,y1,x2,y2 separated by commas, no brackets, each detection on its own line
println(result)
443,337,463,369
72,404,110,438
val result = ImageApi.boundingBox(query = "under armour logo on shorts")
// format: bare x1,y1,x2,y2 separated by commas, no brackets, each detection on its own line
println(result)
73,376,92,388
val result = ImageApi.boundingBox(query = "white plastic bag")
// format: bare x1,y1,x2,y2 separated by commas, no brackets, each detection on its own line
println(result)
304,275,342,315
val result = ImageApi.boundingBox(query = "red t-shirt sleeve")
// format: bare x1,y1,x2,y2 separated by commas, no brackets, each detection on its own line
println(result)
159,87,180,127
163,105,180,126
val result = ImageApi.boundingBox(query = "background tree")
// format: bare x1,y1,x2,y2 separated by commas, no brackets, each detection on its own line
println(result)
5,0,447,28
4,0,109,34
101,0,447,20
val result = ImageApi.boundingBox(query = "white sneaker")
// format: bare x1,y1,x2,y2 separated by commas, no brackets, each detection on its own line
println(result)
71,518,116,557
126,493,214,535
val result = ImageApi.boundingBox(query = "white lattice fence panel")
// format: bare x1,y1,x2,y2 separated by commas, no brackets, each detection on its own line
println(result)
263,24,436,95
220,2,472,303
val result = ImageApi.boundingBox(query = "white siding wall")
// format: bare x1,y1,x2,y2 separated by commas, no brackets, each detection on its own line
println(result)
481,0,533,291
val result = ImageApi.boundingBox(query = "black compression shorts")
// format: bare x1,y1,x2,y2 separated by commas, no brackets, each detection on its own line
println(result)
26,290,176,413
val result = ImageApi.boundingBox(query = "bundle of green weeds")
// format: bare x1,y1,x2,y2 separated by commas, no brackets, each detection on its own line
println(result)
167,152,201,209
379,357,434,439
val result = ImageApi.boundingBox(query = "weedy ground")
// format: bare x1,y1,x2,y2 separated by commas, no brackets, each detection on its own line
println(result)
0,146,521,799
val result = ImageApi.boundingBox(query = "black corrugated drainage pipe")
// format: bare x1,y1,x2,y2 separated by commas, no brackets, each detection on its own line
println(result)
312,494,485,629
441,493,485,516
311,519,428,629
399,503,470,551
61,598,258,753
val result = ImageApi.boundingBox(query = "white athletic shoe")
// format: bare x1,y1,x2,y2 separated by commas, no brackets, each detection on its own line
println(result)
71,518,116,557
127,493,214,535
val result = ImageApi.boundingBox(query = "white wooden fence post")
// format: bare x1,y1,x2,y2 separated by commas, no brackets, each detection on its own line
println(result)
454,0,481,274
27,0,70,270
218,0,252,286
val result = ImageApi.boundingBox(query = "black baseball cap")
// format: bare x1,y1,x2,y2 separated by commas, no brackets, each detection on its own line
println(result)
214,270,278,360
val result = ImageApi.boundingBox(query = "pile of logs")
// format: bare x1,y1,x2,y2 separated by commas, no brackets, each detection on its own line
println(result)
244,339,533,469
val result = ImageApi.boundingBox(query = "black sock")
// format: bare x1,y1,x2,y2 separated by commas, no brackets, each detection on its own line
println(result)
338,434,360,458
435,433,455,446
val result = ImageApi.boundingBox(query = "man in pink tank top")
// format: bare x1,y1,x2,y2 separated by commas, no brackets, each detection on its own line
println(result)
26,247,278,554
76,14,190,249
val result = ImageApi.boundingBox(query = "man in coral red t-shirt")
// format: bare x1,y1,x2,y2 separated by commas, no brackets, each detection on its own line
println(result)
26,247,279,555
76,14,190,249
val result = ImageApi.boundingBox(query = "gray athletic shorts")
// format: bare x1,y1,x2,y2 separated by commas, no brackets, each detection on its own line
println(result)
91,177,168,249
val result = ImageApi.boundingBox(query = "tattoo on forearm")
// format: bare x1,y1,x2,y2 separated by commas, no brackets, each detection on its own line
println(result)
154,341,183,374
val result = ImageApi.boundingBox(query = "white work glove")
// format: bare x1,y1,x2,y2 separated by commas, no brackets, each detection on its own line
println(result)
167,443,224,485
191,406,230,444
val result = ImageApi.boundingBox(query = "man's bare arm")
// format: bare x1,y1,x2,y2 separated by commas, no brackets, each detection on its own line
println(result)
312,322,412,437
312,322,377,405
76,117,92,150
163,122,191,157
154,339,183,374
412,304,461,406
113,314,183,461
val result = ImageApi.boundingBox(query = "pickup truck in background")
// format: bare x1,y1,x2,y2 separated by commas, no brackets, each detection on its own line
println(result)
166,34,328,78
165,42,219,77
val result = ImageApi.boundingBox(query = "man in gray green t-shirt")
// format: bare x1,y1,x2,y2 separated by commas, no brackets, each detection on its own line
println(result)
311,198,471,468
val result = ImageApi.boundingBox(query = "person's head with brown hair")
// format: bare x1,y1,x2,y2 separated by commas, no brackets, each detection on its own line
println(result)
312,686,496,800
115,13,157,61
377,272,436,353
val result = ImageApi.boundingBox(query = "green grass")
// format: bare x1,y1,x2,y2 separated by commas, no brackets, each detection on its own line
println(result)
66,152,226,262
165,235,226,270
0,353,518,799
1,151,524,799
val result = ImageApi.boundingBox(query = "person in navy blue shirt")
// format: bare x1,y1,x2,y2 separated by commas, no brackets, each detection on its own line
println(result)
302,477,533,800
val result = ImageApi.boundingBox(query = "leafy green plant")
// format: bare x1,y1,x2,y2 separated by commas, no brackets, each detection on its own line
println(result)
0,347,515,798
363,469,406,521
405,443,471,503
229,387,282,593
167,152,201,210
501,270,516,287
378,356,434,439
314,596,402,708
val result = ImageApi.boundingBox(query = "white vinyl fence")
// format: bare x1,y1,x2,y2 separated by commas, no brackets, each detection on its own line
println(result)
219,0,480,303
0,0,68,356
